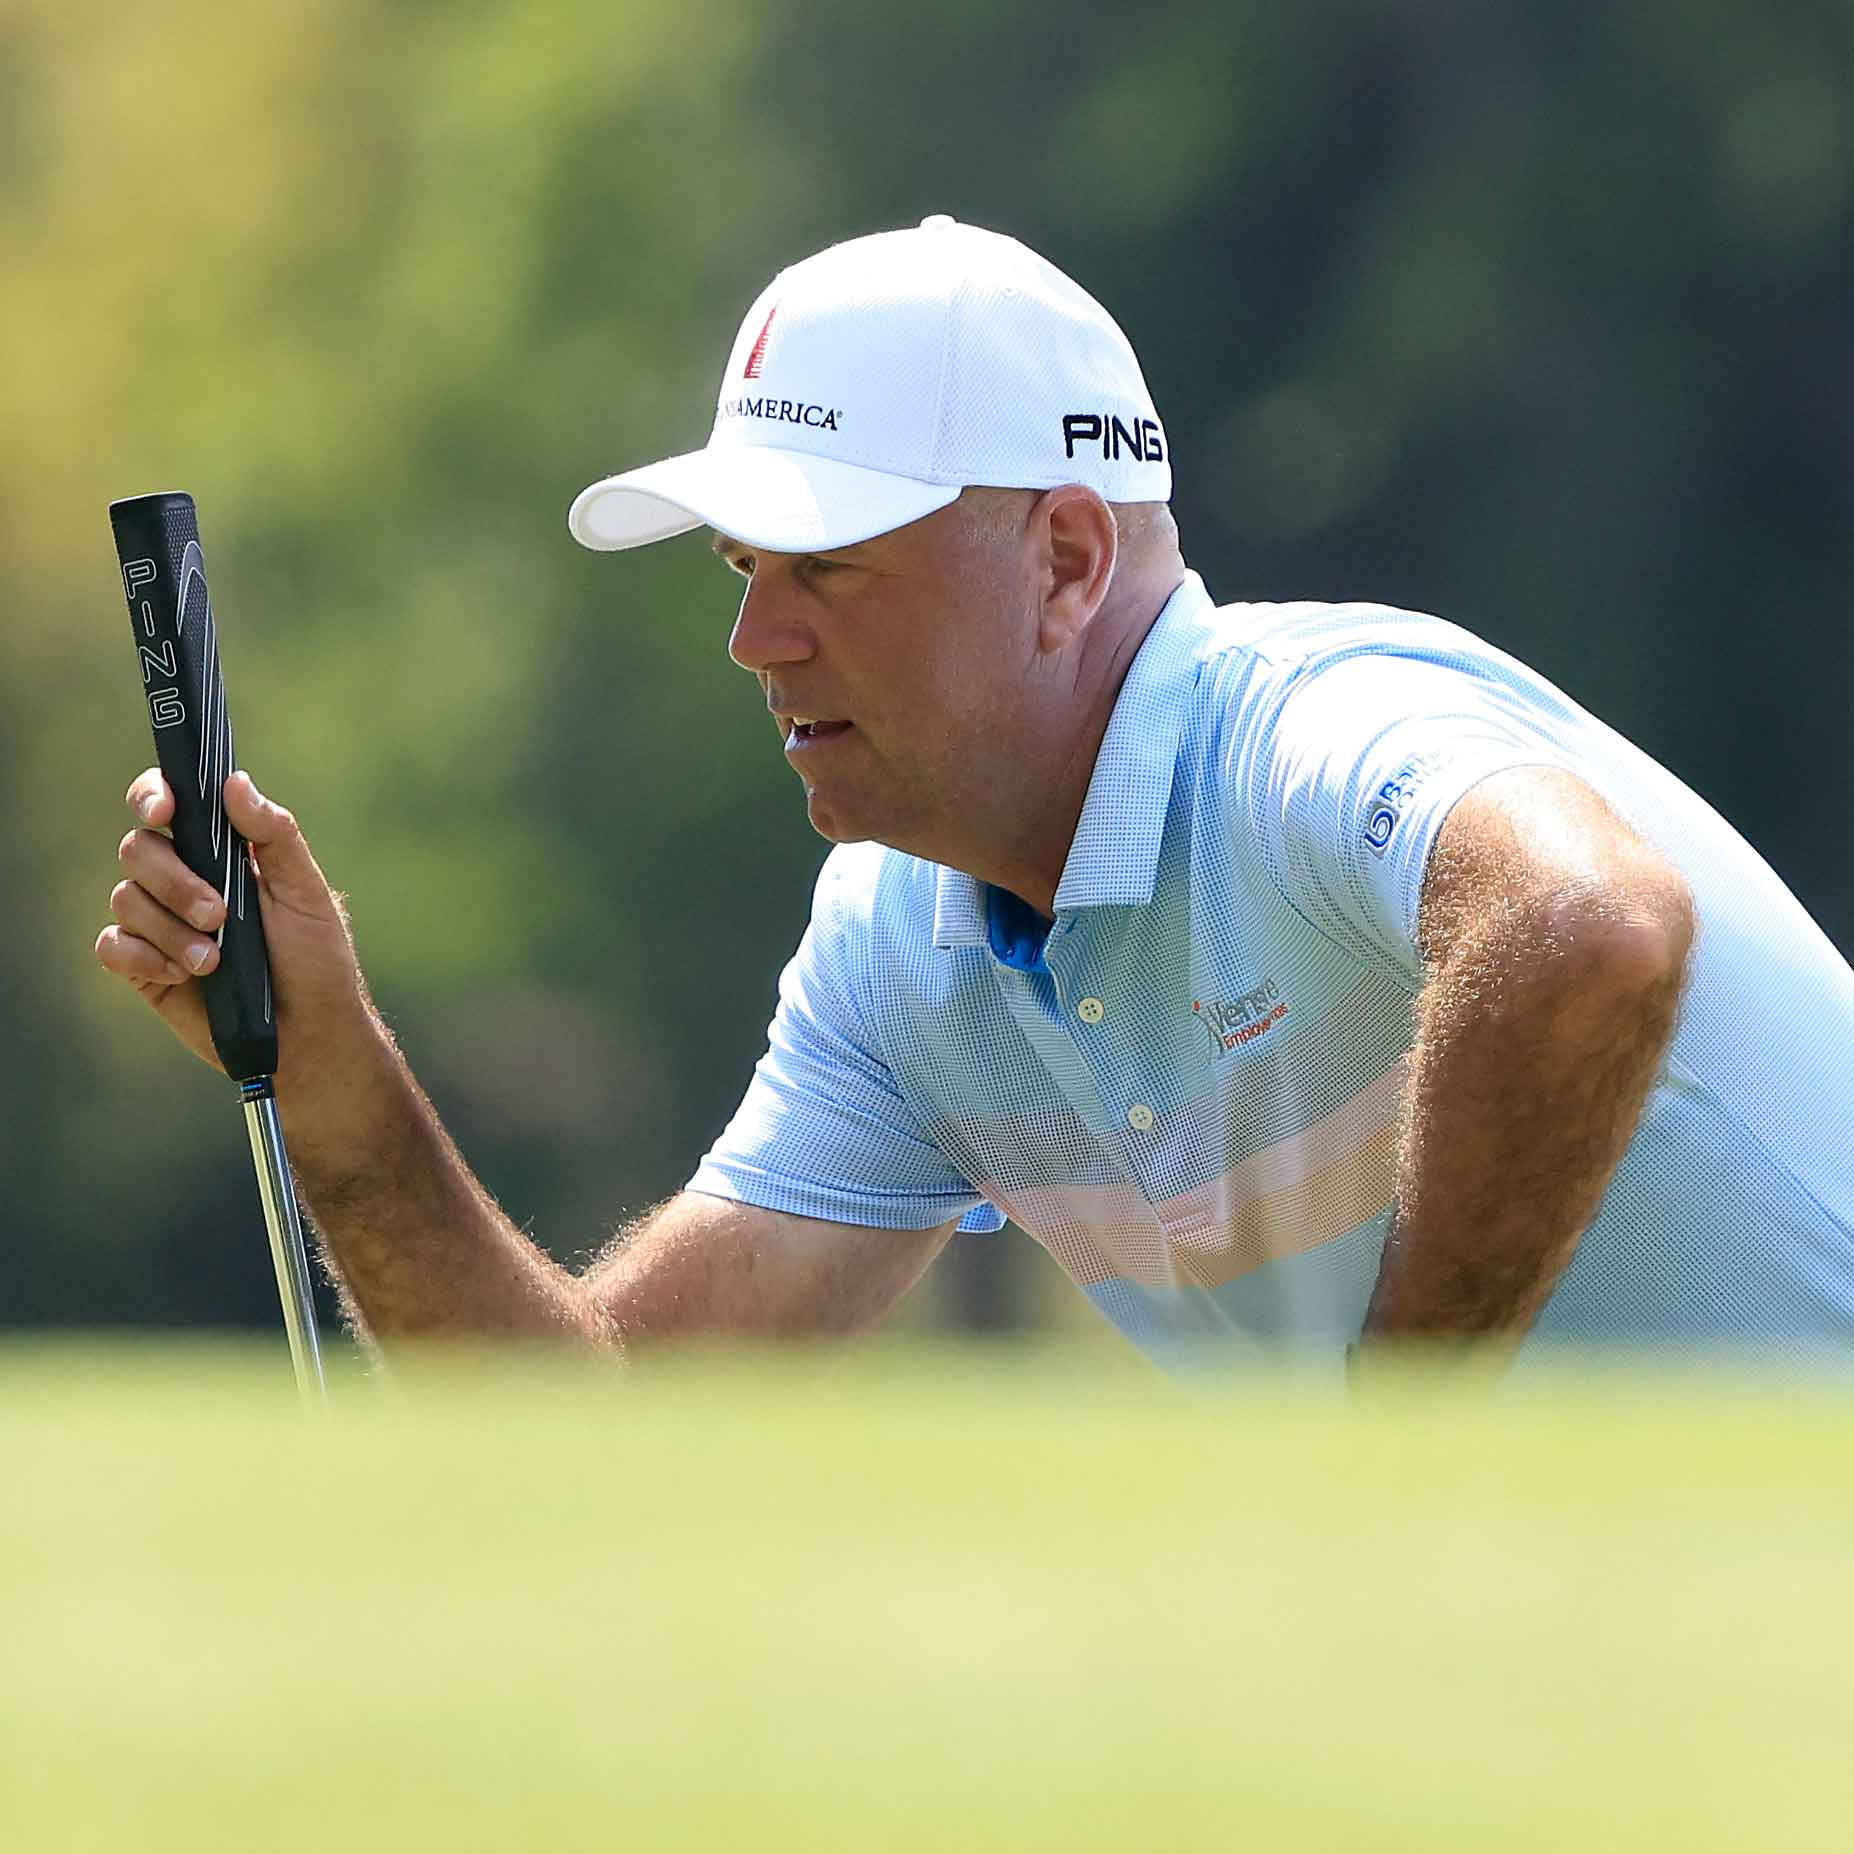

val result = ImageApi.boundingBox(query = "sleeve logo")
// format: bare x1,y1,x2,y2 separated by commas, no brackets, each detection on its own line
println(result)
1362,751,1446,859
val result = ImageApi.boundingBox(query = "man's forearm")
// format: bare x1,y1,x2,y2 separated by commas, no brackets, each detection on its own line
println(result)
277,1016,604,1348
1361,899,1692,1342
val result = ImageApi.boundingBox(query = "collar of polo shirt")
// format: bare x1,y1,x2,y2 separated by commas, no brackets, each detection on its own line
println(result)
930,573,1215,949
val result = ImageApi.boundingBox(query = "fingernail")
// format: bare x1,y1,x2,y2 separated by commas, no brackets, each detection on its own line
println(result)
189,898,219,930
135,793,155,823
187,940,215,973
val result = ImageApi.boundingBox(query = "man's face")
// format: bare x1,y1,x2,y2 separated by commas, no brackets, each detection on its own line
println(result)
717,494,1039,856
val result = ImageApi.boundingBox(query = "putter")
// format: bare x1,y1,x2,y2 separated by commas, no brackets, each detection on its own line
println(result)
108,491,326,1404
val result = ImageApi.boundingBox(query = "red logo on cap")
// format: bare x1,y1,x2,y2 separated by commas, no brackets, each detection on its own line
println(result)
743,304,778,380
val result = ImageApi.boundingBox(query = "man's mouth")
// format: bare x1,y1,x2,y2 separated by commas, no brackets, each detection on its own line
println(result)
784,716,854,748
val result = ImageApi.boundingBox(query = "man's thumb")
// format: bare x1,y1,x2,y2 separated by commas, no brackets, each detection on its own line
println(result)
224,772,326,905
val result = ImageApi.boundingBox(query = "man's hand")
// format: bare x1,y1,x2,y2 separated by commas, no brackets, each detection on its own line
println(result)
97,768,377,1092
1359,766,1696,1349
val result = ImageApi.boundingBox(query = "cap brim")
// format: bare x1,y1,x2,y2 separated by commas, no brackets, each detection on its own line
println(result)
568,444,963,554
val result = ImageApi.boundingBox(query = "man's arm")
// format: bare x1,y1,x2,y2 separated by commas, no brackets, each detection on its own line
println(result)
585,1194,957,1342
1359,766,1696,1343
291,1036,955,1342
276,1028,953,1344
291,1048,954,1346
98,769,953,1350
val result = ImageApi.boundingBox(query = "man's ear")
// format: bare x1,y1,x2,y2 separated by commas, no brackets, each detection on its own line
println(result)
1035,485,1117,654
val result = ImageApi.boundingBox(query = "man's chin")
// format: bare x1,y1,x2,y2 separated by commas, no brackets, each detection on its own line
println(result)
801,779,930,856
804,792,873,846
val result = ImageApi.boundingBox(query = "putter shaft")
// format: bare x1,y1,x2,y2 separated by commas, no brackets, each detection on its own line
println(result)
239,1077,326,1402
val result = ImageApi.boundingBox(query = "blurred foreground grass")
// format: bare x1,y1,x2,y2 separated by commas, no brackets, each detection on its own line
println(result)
5,1339,1852,1851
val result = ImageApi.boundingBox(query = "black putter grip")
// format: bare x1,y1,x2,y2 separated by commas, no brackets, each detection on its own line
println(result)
108,491,278,1083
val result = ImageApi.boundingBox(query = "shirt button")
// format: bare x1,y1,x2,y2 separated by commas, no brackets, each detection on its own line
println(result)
1126,1104,1154,1132
1077,996,1105,1024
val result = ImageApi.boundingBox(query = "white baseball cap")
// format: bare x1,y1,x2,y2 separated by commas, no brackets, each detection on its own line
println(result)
568,214,1170,555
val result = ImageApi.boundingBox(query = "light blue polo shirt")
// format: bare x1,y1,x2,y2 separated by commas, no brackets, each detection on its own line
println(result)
691,572,1854,1363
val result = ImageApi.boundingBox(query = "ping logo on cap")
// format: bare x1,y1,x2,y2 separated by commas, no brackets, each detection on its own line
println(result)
743,304,778,380
1062,412,1166,463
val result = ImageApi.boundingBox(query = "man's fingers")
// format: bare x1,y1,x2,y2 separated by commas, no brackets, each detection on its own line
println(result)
125,768,174,828
106,769,353,1081
94,922,190,986
118,827,226,934
121,771,335,927
103,769,307,1082
109,877,221,976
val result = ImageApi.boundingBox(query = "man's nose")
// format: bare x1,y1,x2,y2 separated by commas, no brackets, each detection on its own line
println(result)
727,576,814,671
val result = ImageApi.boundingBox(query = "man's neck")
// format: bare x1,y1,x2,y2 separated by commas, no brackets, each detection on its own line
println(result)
946,564,1188,918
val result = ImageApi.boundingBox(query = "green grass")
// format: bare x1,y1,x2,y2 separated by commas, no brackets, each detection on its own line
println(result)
5,1338,1852,1851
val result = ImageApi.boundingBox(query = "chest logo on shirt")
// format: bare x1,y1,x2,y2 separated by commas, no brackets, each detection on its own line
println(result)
1193,980,1288,1056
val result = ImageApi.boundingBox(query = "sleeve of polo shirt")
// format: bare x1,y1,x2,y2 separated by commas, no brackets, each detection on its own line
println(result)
688,856,1000,1232
1251,652,1575,983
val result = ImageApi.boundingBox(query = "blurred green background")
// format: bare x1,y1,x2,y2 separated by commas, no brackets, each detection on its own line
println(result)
5,0,1849,1338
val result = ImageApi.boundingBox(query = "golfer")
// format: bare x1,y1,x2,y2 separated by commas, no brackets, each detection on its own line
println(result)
99,216,1854,1368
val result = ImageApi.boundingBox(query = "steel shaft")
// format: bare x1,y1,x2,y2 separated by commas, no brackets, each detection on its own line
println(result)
240,1078,326,1403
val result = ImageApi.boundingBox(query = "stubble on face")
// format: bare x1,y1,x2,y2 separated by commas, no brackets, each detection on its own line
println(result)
725,490,1044,864
801,491,1043,859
